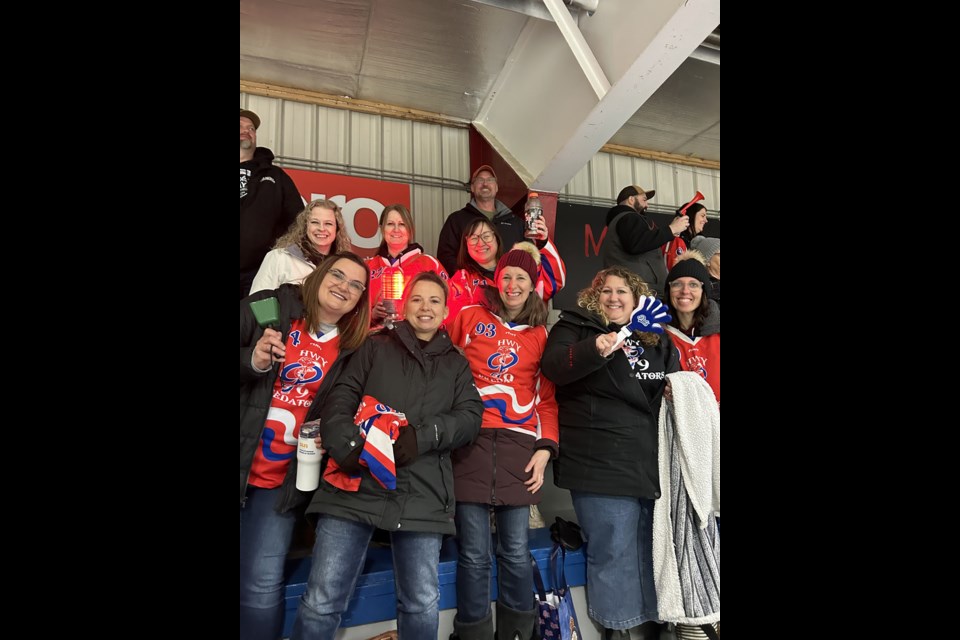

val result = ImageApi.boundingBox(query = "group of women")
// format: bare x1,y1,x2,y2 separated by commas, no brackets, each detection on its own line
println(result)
240,200,719,640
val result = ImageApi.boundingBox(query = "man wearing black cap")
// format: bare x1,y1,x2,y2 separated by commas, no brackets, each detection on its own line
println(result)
240,108,305,299
600,185,689,289
435,164,526,275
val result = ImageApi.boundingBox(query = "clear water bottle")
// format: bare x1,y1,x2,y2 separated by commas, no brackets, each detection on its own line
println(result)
524,192,543,239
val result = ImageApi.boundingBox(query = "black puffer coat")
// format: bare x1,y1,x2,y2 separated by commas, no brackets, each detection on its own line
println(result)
541,308,678,499
308,322,482,534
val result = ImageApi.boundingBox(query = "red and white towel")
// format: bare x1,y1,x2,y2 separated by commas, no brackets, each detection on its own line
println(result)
323,395,407,491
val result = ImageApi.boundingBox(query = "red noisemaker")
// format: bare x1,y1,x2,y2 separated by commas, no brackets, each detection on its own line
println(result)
678,191,705,216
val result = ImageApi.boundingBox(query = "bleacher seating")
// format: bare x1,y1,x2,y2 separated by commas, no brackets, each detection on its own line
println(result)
282,526,586,636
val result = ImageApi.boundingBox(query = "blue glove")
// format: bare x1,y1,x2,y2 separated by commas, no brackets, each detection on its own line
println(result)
626,295,672,334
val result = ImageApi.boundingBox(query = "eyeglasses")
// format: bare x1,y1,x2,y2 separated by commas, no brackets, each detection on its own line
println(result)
327,268,366,295
668,281,702,291
467,232,495,246
473,177,497,184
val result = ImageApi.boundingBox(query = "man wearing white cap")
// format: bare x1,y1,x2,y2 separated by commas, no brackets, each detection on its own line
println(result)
240,108,305,299
600,185,690,290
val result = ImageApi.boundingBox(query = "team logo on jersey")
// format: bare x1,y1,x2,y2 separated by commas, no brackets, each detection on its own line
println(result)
686,354,708,379
622,339,645,370
369,266,385,280
487,345,519,379
280,356,323,392
683,345,708,379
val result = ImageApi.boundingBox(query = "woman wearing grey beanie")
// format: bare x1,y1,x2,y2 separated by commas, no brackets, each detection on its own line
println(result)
690,236,720,305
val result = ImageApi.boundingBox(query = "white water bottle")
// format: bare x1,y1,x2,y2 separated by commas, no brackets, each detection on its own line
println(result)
296,421,323,491
524,192,543,238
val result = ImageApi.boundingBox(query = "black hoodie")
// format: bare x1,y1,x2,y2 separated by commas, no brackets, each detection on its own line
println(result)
240,147,304,294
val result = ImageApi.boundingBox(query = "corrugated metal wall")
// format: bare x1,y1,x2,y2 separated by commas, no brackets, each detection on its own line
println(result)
241,92,720,256
562,153,720,217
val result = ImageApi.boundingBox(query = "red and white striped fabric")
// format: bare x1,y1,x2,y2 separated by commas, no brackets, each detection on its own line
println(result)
323,395,408,491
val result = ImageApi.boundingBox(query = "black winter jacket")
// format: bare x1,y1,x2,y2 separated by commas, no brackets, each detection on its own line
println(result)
240,284,356,511
541,308,678,499
309,322,482,534
435,201,526,275
600,204,674,289
240,147,303,292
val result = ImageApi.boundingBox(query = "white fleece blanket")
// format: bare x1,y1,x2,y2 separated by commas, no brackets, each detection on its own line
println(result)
653,371,720,625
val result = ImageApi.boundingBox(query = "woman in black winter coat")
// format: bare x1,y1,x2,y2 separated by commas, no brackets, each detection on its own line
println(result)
541,266,678,640
239,253,371,640
291,272,482,640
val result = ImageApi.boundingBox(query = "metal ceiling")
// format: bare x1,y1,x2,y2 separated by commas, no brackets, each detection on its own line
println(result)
240,0,720,164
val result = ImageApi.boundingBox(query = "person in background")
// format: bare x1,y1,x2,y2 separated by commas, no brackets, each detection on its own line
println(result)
541,266,679,640
240,253,371,640
366,204,448,327
240,108,305,298
663,253,720,406
447,243,559,640
291,271,482,640
446,218,566,324
665,202,709,271
250,199,353,294
435,165,526,275
690,236,720,305
600,185,689,291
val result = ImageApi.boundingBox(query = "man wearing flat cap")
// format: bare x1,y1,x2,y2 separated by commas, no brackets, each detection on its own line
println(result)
600,185,689,289
240,108,305,299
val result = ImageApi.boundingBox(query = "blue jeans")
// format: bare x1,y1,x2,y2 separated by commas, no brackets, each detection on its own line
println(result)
572,491,658,629
455,503,533,622
240,486,297,640
291,515,443,640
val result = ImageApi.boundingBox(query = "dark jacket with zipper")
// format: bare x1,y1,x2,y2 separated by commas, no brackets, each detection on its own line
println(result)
308,322,482,534
240,147,303,276
541,308,678,499
240,284,356,512
600,203,674,288
436,200,526,275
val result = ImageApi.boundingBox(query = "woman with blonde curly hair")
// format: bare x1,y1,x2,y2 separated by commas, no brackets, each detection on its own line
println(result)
250,199,353,294
541,266,678,640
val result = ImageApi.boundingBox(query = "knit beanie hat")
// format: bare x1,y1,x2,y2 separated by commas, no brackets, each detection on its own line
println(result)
666,254,711,286
691,235,720,263
495,241,540,284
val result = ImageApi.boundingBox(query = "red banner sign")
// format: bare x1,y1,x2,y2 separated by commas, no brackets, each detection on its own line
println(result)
287,169,411,258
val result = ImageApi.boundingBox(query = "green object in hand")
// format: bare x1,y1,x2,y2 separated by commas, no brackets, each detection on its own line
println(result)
249,297,280,329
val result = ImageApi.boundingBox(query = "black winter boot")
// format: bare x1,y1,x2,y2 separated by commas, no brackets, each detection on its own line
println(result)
451,612,494,640
628,621,663,640
494,601,537,640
